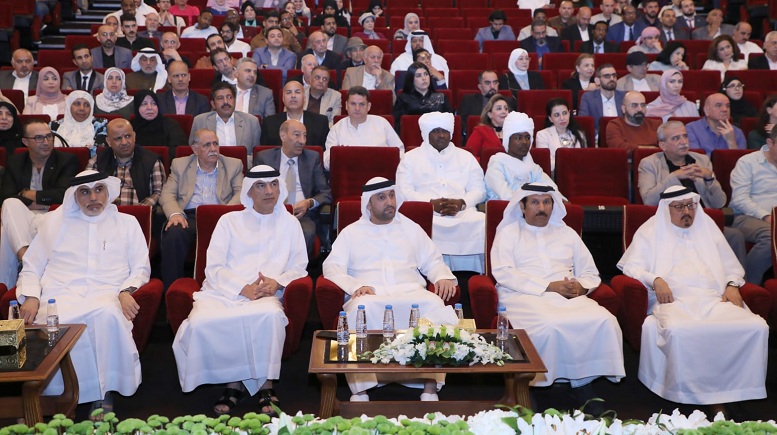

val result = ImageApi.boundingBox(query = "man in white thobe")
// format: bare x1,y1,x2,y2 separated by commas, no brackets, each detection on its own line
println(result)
396,112,486,273
172,165,308,416
389,31,450,87
17,170,149,412
324,86,403,170
323,177,458,402
618,185,768,413
491,183,624,414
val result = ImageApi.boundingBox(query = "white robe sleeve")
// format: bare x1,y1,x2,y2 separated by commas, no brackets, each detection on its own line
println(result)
273,218,309,287
617,229,660,291
412,224,456,284
16,218,55,303
490,224,550,296
118,216,151,291
322,230,368,295
485,159,514,201
570,232,602,294
396,156,434,202
461,155,487,208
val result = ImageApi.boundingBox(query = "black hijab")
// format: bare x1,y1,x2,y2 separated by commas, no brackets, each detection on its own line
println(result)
720,77,757,125
131,90,166,146
0,101,23,155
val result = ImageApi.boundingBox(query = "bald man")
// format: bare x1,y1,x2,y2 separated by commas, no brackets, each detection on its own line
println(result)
260,81,330,147
341,46,395,94
686,93,746,155
298,31,342,72
91,25,133,69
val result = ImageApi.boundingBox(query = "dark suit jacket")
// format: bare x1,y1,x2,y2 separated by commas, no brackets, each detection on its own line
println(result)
62,70,104,92
260,111,330,148
578,89,626,133
298,49,341,71
0,150,79,206
157,90,212,116
254,147,331,211
91,46,133,69
606,21,646,43
0,71,38,92
116,36,156,51
748,55,775,70
658,26,691,45
520,37,564,54
579,40,620,54
561,25,592,44
676,15,707,32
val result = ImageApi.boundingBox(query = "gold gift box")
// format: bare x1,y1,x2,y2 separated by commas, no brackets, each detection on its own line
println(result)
0,320,27,369
457,319,476,333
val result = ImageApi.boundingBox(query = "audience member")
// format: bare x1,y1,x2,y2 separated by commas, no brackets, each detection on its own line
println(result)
224,9,247,39
23,68,67,119
291,0,311,22
719,77,757,125
250,11,302,53
324,86,402,169
592,0,622,25
126,49,168,92
158,61,211,116
392,62,452,135
104,0,147,26
304,66,341,126
560,54,597,111
255,120,331,253
319,14,348,56
354,13,386,40
499,48,545,97
393,12,420,40
686,93,746,155
648,41,688,71
676,0,704,32
702,35,747,80
233,58,275,118
413,48,447,90
260,81,330,147
191,82,261,157
517,9,558,41
337,37,367,76
62,45,104,92
396,112,486,273
171,0,201,26
747,95,777,149
181,11,218,38
220,22,251,56
748,31,777,70
616,52,660,91
280,7,305,42
341,46,394,94
628,27,662,54
50,91,108,155
560,7,592,45
691,9,733,41
289,54,317,88
638,0,660,28
0,102,23,155
92,25,133,69
657,7,689,44
459,71,515,143
579,64,624,137
131,90,187,156
466,94,512,158
94,68,135,118
548,1,577,33
606,91,661,151
251,27,298,81
0,50,37,101
731,22,762,61
157,0,186,30
645,69,699,122
390,31,450,87
159,32,191,68
580,21,619,54
536,98,587,172
299,31,341,71
606,5,644,43
475,10,516,52
117,14,155,51
520,21,564,65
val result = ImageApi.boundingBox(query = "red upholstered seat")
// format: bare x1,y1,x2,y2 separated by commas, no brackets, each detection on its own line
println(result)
678,70,721,92
165,204,314,358
64,35,99,50
469,200,620,329
478,147,551,176
631,147,663,204
176,146,247,175
165,114,194,138
0,206,163,353
711,148,756,207
315,200,460,329
328,146,401,205
610,205,772,350
724,70,777,92
541,53,584,72
517,90,572,116
554,148,629,206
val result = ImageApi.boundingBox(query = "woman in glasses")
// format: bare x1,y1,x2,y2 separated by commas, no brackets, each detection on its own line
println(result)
719,77,756,126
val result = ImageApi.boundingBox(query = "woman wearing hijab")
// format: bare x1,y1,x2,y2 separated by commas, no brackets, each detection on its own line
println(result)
748,95,777,149
23,67,67,120
50,91,108,157
645,69,699,122
94,68,135,118
0,102,23,155
720,77,757,126
499,48,544,98
628,27,662,54
393,12,420,40
131,90,187,158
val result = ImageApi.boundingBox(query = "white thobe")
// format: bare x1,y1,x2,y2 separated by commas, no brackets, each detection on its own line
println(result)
324,115,404,170
172,208,307,395
0,199,48,288
491,221,625,387
389,53,450,87
396,143,486,273
485,153,558,200
323,214,458,394
621,226,768,404
226,40,251,57
16,208,149,403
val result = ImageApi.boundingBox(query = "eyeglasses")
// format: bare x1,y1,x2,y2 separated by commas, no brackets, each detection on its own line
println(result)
726,83,745,90
668,201,698,211
24,133,54,143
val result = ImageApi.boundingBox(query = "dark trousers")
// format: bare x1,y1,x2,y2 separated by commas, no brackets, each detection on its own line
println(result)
161,210,197,289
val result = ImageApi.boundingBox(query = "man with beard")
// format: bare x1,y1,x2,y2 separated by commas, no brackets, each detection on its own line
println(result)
579,64,625,138
91,25,133,69
638,0,660,28
234,58,275,118
320,14,348,56
220,22,251,57
249,11,302,53
298,31,341,71
580,21,620,54
686,93,746,155
605,91,660,151
547,1,577,33
126,48,168,91
62,44,104,92
676,0,705,32
606,5,645,43
181,10,218,39
191,82,262,157
116,14,154,51
252,27,298,81
458,70,516,144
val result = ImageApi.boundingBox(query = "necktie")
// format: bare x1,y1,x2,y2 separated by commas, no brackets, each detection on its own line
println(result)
81,75,89,90
285,160,297,204
236,89,246,112
668,30,673,40
687,19,694,29
595,44,601,53
626,26,632,41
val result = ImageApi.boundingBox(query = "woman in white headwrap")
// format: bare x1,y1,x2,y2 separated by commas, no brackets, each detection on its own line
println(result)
393,12,420,40
50,91,108,157
499,48,545,98
485,111,558,200
94,68,135,118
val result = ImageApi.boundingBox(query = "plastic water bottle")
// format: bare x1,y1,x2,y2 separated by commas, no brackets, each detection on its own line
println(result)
336,311,349,345
454,303,464,320
355,305,367,338
46,299,59,334
496,306,509,341
8,300,20,320
382,305,395,338
408,304,420,328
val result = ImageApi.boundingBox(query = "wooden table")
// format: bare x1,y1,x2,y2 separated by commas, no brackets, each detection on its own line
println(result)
308,329,546,418
0,324,85,424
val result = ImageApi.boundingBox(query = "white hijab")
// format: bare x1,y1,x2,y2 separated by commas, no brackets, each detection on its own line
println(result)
130,49,168,92
56,91,97,150
95,68,134,113
508,48,530,76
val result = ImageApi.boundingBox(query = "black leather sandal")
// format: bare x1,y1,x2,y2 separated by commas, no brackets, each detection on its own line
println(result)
213,387,246,415
257,388,280,417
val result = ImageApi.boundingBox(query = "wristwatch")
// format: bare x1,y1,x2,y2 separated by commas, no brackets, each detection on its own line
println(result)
121,286,138,295
726,281,740,289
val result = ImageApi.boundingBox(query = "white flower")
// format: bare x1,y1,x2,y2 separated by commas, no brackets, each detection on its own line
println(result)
467,409,518,435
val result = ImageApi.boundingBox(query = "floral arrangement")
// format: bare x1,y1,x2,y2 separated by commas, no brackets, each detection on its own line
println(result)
364,325,512,368
3,406,775,435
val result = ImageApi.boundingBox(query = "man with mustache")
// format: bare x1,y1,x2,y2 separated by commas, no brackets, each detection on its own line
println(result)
159,129,244,289
191,82,262,158
637,121,746,277
492,182,624,415
605,91,661,152
457,70,516,145
618,185,768,416
323,177,459,402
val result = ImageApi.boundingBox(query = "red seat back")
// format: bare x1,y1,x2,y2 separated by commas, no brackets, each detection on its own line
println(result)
329,146,401,203
711,148,757,206
631,147,663,204
193,204,244,284
622,204,724,250
555,148,629,206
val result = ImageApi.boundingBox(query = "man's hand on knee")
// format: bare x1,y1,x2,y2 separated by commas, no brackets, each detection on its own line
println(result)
119,292,140,321
352,286,376,298
165,214,188,230
653,277,674,304
434,279,456,301
20,297,39,324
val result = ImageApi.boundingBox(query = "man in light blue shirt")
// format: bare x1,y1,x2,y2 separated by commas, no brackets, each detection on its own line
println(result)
686,94,746,155
729,128,777,284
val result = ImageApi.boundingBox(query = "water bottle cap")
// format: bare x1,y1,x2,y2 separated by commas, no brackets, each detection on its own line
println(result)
357,305,365,309
455,303,462,309
339,311,346,316
48,299,56,304
498,306,506,312
385,304,392,309
10,300,17,306
411,304,419,308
